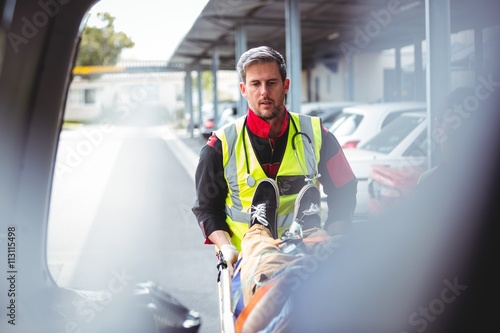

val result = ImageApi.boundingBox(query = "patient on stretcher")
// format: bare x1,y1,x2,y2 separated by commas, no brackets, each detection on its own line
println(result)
225,178,344,333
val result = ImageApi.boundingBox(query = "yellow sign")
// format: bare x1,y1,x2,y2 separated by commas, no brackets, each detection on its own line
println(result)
72,66,125,75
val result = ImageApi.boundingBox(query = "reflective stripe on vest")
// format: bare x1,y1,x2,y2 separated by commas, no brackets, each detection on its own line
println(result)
214,113,322,251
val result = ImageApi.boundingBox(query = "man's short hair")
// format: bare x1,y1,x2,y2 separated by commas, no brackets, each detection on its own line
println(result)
236,46,287,83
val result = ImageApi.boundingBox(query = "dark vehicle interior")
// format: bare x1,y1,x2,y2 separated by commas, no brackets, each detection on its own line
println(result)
0,0,499,332
0,0,201,332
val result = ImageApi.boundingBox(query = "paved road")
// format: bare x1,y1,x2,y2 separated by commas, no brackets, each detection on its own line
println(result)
48,124,219,333
47,121,366,333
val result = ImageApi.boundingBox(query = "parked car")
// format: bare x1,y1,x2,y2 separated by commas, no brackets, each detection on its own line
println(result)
215,103,239,129
341,111,428,216
367,163,428,215
200,101,238,139
301,101,360,128
329,101,426,149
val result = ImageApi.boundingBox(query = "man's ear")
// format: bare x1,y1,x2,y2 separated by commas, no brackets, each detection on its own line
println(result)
284,78,290,94
239,82,246,97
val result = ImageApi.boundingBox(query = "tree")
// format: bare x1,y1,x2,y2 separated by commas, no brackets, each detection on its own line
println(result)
76,12,135,66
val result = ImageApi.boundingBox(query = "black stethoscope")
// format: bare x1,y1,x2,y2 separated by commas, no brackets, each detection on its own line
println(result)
242,115,320,187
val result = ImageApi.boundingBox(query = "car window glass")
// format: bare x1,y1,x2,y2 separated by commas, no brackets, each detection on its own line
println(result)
328,113,346,131
322,118,336,129
329,114,362,136
321,108,342,128
403,130,428,157
360,115,425,154
308,109,321,116
381,111,403,128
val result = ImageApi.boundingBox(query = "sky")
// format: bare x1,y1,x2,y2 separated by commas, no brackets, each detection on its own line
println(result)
88,0,209,61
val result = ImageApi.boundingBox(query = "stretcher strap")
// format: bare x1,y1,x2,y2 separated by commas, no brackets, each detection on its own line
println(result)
302,236,328,243
234,281,276,333
274,236,328,246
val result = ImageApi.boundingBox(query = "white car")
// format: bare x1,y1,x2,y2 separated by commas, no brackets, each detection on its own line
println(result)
300,101,361,128
342,111,428,216
200,101,237,139
329,101,426,149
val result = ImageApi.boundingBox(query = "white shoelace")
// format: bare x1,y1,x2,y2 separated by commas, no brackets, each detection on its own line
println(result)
302,203,320,216
250,203,269,226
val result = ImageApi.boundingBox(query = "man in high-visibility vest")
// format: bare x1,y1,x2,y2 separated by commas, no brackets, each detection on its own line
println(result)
230,176,346,332
192,46,357,277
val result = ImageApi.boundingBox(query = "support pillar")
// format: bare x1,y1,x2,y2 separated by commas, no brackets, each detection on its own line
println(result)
425,0,451,168
285,0,302,112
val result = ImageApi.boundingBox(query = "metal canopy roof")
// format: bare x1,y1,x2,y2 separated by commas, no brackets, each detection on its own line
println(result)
167,0,499,72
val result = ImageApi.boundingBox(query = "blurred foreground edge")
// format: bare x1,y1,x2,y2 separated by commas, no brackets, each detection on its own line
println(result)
289,39,500,333
13,281,201,333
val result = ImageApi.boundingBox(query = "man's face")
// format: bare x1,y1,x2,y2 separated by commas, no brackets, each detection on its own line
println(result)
240,62,290,121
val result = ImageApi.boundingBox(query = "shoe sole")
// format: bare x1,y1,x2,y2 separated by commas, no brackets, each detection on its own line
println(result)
294,184,320,222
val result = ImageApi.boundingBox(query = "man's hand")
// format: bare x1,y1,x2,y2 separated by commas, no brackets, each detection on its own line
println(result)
209,230,239,276
220,244,239,277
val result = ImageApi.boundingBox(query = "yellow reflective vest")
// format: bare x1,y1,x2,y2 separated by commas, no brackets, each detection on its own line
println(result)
214,112,322,251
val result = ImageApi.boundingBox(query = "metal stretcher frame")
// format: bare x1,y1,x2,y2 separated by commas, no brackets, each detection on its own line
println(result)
217,251,236,333
215,234,330,332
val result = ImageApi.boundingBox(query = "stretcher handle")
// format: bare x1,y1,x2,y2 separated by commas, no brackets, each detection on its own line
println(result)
217,250,236,333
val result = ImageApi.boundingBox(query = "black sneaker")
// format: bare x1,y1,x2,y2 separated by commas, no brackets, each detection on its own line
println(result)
292,184,321,232
248,178,279,239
